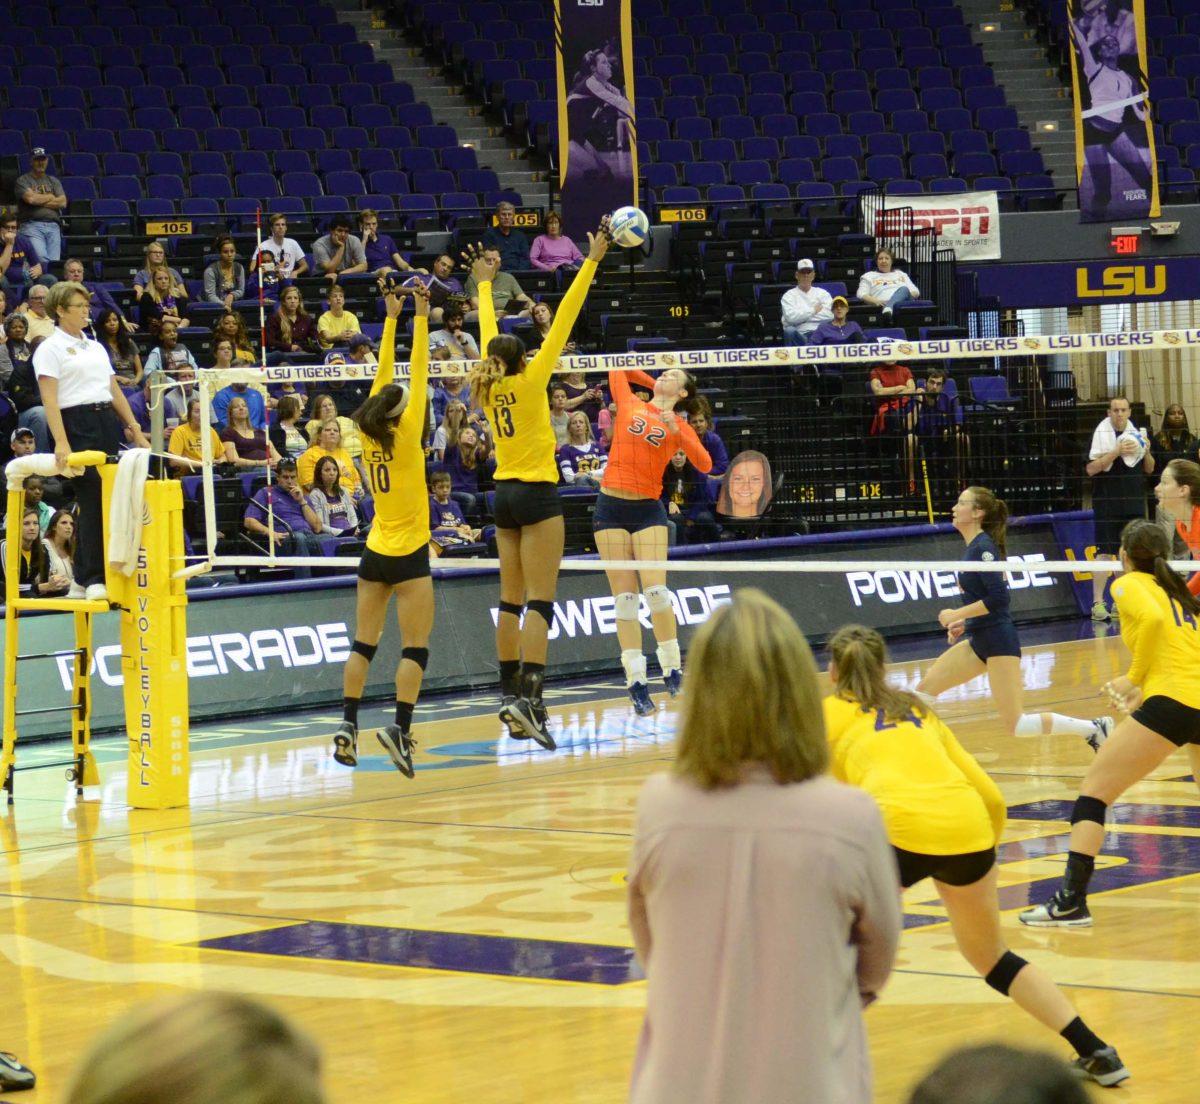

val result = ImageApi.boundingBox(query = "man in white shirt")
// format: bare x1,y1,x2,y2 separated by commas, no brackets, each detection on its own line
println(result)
249,214,310,296
780,259,833,345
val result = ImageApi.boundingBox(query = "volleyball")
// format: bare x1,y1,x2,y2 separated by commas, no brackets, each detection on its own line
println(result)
609,206,651,248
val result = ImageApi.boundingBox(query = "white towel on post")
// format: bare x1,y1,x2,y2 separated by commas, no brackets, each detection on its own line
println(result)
108,448,151,577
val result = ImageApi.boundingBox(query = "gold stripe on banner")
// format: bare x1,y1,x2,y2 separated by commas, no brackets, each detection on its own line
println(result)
1132,0,1161,215
620,0,637,207
553,0,568,189
206,327,1200,386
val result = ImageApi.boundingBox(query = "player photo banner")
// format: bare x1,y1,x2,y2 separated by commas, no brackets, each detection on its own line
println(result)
1067,0,1160,223
554,0,637,238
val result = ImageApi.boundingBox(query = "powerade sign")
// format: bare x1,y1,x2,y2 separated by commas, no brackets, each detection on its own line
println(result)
1,518,1081,739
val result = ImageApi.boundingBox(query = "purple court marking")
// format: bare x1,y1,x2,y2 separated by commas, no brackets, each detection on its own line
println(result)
198,922,645,985
1006,799,1200,830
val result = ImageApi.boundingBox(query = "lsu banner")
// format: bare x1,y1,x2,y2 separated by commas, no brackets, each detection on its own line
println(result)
1067,0,1160,223
872,191,1001,260
554,0,637,238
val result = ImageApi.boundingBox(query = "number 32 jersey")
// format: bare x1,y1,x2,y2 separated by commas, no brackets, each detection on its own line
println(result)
600,368,712,500
1112,570,1200,708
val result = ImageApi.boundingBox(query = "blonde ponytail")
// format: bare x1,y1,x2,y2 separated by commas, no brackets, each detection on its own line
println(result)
469,355,507,409
828,624,927,723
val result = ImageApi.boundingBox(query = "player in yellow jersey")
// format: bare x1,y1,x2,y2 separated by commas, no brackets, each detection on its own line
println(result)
330,282,432,777
827,625,1129,1087
464,220,611,747
1023,518,1200,930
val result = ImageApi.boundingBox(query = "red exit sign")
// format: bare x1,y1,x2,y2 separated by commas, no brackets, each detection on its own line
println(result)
1110,228,1143,255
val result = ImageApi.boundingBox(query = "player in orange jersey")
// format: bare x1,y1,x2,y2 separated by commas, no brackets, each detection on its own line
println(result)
594,366,711,714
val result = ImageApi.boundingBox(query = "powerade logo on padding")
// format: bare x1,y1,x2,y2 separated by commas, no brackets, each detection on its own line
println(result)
489,586,732,638
846,555,1056,607
56,623,352,690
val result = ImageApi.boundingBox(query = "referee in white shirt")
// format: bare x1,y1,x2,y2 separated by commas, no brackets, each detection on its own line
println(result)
33,281,150,600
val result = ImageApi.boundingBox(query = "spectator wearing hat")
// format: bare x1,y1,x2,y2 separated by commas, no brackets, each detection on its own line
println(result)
4,428,67,507
312,217,368,282
482,201,532,271
346,333,377,366
15,148,66,264
780,259,833,345
1,211,56,303
810,296,867,346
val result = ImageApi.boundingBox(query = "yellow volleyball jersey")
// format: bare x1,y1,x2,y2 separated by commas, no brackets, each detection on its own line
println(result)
822,694,1005,855
478,257,598,484
1113,570,1200,708
362,314,430,558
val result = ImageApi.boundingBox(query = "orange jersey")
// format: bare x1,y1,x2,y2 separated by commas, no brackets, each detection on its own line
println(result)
600,368,712,499
1177,506,1200,596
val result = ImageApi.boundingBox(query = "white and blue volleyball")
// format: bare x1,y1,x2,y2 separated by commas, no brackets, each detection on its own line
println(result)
609,206,650,248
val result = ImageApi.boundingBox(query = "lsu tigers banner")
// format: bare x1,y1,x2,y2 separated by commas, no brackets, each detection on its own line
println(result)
1067,0,1160,223
554,0,637,238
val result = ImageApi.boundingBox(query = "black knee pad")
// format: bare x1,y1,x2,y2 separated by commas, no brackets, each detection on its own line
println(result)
498,600,524,618
401,646,429,671
1070,795,1108,827
984,950,1027,996
351,640,378,663
524,599,555,626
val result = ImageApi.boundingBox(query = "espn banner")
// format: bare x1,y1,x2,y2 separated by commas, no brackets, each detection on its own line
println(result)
871,191,1001,261
1067,0,1160,222
554,0,637,238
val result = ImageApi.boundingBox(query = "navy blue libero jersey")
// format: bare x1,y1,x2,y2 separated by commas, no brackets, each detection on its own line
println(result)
959,532,1011,630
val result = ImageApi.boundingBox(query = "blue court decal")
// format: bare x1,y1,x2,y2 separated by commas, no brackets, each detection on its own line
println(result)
197,923,644,985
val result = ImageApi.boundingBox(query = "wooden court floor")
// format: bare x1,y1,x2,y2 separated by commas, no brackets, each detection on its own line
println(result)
2,630,1198,1103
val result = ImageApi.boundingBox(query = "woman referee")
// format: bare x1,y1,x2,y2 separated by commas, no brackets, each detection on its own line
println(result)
469,220,610,747
34,281,150,601
331,282,432,777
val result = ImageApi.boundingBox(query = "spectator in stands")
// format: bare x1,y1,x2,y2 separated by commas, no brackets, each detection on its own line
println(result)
167,397,223,475
857,248,919,318
221,395,278,470
662,447,719,545
243,458,324,573
346,332,377,366
529,210,584,272
557,410,607,487
1,211,56,303
429,305,479,360
438,425,494,518
869,349,918,493
316,285,360,350
307,455,360,536
522,300,579,355
297,419,364,498
0,508,57,597
1152,403,1198,467
17,285,55,342
62,259,136,332
482,201,532,271
688,400,730,478
359,209,418,282
428,469,481,553
431,399,468,462
15,149,66,264
780,258,833,345
0,288,7,336
1087,395,1153,620
133,241,185,299
432,371,471,424
914,367,968,496
22,473,53,532
269,394,310,460
7,426,36,463
97,309,142,393
143,322,199,379
304,392,362,463
810,296,866,346
907,1044,1089,1104
250,214,309,296
202,236,246,309
416,253,465,325
266,287,320,364
139,268,191,335
212,310,257,364
312,216,368,282
213,377,266,430
559,365,601,421
465,247,533,322
41,508,75,596
5,317,45,446
549,385,571,445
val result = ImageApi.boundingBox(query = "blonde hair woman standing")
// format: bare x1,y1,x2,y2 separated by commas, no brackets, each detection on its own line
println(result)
628,590,900,1104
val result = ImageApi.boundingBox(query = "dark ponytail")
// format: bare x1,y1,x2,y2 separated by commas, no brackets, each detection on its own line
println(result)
470,334,525,409
353,383,408,452
1121,518,1200,615
673,370,703,416
967,485,1008,558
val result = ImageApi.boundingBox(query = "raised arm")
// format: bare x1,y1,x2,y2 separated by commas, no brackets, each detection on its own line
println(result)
462,246,501,351
371,289,405,396
402,285,431,437
675,418,712,473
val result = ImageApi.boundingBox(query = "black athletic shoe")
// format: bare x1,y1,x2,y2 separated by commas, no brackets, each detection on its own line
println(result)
0,1051,35,1092
663,669,682,697
1019,891,1093,928
332,721,358,767
498,695,530,740
377,725,416,777
629,681,656,716
509,697,556,750
1070,1046,1130,1087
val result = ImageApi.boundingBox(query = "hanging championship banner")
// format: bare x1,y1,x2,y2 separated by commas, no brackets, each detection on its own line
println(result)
1067,0,1160,223
554,0,637,238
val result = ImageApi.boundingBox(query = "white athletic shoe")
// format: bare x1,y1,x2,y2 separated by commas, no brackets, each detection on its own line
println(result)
1087,716,1113,754
85,583,108,602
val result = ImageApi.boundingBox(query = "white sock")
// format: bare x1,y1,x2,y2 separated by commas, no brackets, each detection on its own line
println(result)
656,639,682,676
1043,713,1097,738
622,649,647,688
1015,713,1043,737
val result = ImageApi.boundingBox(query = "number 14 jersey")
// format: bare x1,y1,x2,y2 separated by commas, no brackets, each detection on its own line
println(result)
1112,569,1200,708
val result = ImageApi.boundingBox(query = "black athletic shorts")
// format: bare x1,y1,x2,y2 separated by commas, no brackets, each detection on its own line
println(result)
358,544,431,585
492,480,563,530
893,846,996,889
592,491,668,533
967,620,1022,662
1131,694,1200,747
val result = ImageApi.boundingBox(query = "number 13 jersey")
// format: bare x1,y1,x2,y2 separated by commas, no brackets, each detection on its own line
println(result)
1112,569,1200,708
600,368,712,499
